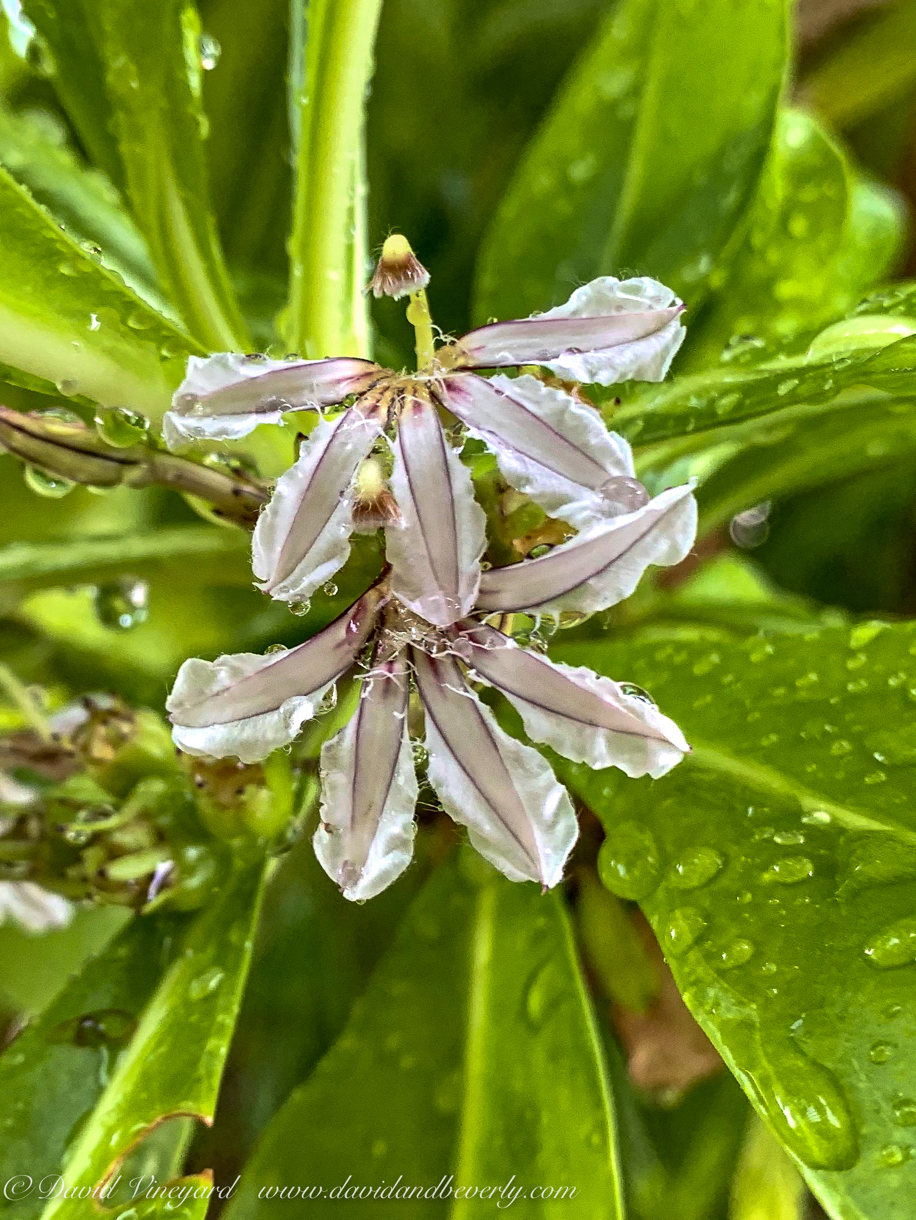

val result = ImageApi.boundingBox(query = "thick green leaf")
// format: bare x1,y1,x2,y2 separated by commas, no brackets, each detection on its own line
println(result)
475,0,787,321
690,397,916,535
0,165,198,417
616,327,916,448
450,875,624,1218
0,911,185,1219
0,906,128,1016
287,0,379,358
554,619,916,1219
40,860,265,1219
93,0,249,351
201,834,428,1179
685,110,905,369
226,857,623,1218
20,0,124,188
0,109,163,309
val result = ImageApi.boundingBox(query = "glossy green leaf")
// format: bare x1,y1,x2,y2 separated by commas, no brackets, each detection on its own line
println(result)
40,860,265,1219
226,857,623,1218
287,0,380,358
0,165,198,418
554,619,916,1219
616,327,916,448
20,0,123,189
686,110,905,369
92,0,249,351
475,0,787,321
0,911,184,1219
0,109,162,309
691,396,916,536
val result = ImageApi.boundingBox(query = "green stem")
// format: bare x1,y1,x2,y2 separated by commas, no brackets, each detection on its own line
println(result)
288,0,383,359
407,288,436,369
0,662,53,742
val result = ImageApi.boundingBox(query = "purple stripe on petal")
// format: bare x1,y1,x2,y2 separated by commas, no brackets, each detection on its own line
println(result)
164,354,382,446
441,372,636,527
252,402,384,604
476,484,697,615
166,588,382,763
447,277,685,385
313,656,418,901
413,646,577,887
455,621,689,779
451,310,680,370
386,392,485,626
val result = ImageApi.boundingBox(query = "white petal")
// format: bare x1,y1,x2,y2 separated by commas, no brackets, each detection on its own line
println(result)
252,405,384,604
541,277,685,384
451,277,684,384
386,393,486,626
163,353,381,446
166,590,382,763
413,647,577,887
442,372,641,528
0,882,72,933
313,658,418,901
455,622,688,779
476,483,697,616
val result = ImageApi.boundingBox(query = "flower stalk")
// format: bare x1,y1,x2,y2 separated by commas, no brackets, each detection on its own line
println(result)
287,0,384,359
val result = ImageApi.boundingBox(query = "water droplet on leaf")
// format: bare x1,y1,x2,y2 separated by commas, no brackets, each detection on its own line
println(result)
664,907,706,957
761,856,814,885
94,577,149,630
669,846,724,889
598,821,660,900
864,916,916,969
188,966,225,1001
869,1040,895,1064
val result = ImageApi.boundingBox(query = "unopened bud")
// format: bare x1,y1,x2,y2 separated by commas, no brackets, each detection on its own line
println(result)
0,405,140,487
367,234,430,300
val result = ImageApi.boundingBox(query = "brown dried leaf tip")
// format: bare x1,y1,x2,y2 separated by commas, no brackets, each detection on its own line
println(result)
367,234,430,300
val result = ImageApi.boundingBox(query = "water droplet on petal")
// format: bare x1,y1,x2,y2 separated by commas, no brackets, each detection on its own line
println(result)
870,1040,895,1064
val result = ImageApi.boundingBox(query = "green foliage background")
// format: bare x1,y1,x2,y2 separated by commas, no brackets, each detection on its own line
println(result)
1,0,916,1217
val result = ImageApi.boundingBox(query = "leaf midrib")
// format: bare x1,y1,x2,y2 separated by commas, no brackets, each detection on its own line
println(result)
689,741,916,843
